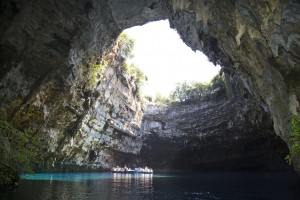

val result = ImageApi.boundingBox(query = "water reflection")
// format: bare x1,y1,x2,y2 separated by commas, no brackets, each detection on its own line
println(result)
26,177,111,200
14,173,154,200
110,173,153,199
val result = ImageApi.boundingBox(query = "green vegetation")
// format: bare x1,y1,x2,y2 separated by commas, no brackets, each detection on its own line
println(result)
285,114,300,165
90,60,107,85
291,114,300,156
146,73,226,105
0,116,41,185
169,73,225,103
117,32,135,59
285,155,292,165
155,92,170,105
122,62,146,91
144,94,153,102
118,33,146,97
89,32,145,97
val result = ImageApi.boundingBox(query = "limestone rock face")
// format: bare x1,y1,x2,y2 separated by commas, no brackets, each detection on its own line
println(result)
0,39,146,170
0,0,299,173
140,95,288,170
53,56,145,169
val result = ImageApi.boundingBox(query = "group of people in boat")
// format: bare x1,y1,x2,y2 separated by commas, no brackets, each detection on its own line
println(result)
111,166,153,174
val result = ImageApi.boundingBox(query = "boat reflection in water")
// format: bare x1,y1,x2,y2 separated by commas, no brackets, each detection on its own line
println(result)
111,166,153,174
110,173,153,199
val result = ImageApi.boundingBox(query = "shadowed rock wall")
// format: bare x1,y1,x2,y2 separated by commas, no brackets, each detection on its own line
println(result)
140,94,288,170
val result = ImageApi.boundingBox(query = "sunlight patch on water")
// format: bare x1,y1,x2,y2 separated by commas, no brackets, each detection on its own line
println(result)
21,173,111,181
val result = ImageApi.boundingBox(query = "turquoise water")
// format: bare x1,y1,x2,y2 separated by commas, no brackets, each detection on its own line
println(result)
2,171,300,199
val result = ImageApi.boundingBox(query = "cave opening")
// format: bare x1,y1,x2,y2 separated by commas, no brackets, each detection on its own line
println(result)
122,20,221,100
1,1,300,197
109,20,289,172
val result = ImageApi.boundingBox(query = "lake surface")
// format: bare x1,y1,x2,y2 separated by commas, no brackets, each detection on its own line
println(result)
1,171,300,200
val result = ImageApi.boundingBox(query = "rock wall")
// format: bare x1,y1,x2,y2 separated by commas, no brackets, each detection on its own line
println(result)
50,54,146,170
140,94,288,170
0,0,151,171
167,0,300,173
0,0,299,174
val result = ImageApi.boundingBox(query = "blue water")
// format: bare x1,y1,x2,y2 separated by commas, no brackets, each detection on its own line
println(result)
2,171,300,200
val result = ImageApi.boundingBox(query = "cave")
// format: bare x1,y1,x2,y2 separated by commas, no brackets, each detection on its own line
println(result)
0,0,300,194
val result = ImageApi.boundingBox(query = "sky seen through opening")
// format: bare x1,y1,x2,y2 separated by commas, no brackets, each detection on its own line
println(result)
124,20,220,97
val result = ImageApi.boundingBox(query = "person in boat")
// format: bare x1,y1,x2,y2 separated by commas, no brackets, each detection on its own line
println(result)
112,166,122,172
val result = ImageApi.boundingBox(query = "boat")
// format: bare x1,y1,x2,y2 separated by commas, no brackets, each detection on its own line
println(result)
111,166,153,174
134,167,153,174
111,169,136,174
